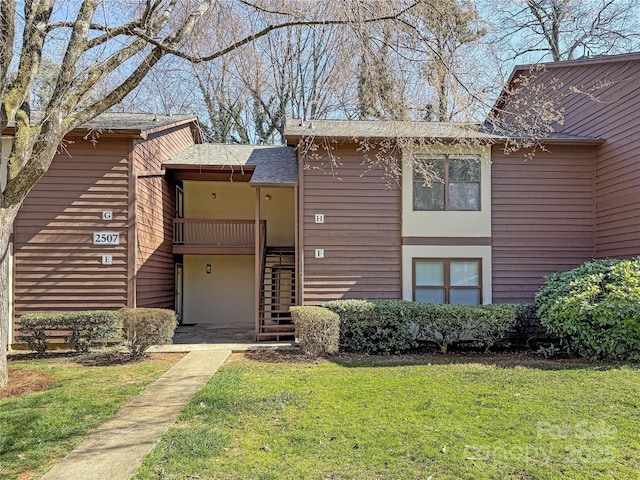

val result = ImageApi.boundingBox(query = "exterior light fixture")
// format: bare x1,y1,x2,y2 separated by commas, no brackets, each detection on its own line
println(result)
265,194,271,200
206,264,212,274
211,193,217,199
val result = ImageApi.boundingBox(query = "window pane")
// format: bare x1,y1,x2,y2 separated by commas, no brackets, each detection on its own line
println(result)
450,288,481,305
415,261,444,286
415,158,446,180
449,182,479,210
414,182,445,210
415,288,445,304
450,261,479,286
449,158,480,181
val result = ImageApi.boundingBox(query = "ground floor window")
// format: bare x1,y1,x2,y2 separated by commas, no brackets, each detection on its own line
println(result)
413,258,481,305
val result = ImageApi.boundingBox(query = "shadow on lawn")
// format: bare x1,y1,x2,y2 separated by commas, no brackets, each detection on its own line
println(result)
243,348,639,372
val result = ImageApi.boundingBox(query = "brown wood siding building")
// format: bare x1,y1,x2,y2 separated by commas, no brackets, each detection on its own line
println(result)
502,55,640,259
301,145,402,304
491,145,597,303
13,137,131,331
132,124,196,308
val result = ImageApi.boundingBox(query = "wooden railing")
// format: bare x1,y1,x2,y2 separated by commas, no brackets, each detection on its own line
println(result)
173,219,265,247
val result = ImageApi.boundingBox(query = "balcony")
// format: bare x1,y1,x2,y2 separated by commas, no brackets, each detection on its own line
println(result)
173,219,265,254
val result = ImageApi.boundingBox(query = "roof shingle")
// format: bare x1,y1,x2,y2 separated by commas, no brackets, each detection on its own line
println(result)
164,144,298,185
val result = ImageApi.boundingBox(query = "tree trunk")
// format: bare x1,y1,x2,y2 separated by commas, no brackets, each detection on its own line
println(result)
0,205,18,388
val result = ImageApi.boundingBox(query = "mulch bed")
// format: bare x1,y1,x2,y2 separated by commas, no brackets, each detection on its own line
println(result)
0,369,54,400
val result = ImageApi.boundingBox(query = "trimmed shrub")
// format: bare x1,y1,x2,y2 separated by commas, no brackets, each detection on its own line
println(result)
412,304,474,353
290,306,340,357
473,304,521,351
324,299,418,354
17,311,122,353
324,299,523,354
64,311,122,353
18,314,65,354
535,258,640,360
121,308,177,358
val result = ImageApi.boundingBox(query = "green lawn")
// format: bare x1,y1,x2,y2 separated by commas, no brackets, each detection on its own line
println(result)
135,352,640,480
0,352,182,480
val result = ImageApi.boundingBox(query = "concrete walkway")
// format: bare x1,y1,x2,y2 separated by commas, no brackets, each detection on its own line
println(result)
41,349,230,480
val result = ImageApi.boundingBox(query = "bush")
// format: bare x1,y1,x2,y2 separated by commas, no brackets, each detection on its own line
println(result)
17,311,122,353
121,308,177,358
324,300,523,354
535,258,640,360
64,311,122,353
324,299,418,354
290,306,340,357
18,314,65,354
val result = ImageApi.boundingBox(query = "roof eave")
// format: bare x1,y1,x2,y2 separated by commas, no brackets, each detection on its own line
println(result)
138,116,200,140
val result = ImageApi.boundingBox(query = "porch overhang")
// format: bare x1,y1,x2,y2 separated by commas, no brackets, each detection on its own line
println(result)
163,144,298,186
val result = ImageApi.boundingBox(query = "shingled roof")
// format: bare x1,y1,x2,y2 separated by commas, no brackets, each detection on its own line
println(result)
284,118,602,145
163,144,298,185
3,111,199,138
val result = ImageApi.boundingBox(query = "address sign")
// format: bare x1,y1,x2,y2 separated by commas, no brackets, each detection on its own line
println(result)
93,231,120,245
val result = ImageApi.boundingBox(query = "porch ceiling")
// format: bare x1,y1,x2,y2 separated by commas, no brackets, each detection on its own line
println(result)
164,144,298,186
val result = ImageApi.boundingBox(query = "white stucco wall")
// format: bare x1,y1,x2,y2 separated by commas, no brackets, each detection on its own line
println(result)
184,181,295,245
402,146,492,237
402,245,492,304
183,255,255,326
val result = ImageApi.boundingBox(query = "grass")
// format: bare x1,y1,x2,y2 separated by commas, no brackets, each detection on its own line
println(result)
134,352,640,480
0,352,182,480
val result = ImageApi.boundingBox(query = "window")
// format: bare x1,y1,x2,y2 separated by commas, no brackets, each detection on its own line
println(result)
413,154,480,211
413,258,481,305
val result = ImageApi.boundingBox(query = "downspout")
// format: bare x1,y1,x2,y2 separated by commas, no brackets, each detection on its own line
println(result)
127,145,137,308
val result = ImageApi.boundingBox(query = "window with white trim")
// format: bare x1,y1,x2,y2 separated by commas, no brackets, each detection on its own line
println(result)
413,154,481,211
413,258,482,305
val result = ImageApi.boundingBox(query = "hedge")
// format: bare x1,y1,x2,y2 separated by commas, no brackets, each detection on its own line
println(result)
17,310,122,354
323,299,523,354
290,306,340,357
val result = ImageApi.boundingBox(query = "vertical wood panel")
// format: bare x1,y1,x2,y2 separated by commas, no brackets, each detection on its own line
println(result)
302,145,401,304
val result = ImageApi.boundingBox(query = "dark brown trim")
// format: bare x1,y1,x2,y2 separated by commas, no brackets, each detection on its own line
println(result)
412,257,482,304
172,246,255,255
294,185,300,305
136,170,165,178
254,187,261,341
127,144,137,308
169,171,254,182
297,151,305,305
403,237,492,246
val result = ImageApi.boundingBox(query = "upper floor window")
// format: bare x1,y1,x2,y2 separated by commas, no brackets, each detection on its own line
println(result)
412,154,480,211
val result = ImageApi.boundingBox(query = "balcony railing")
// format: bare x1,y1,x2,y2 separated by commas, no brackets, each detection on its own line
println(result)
173,219,265,248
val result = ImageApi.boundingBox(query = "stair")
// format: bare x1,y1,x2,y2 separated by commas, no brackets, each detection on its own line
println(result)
257,246,296,341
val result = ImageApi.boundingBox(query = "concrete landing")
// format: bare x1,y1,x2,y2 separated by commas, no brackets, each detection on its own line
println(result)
41,350,230,480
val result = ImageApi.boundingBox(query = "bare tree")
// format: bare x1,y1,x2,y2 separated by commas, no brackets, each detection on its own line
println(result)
0,0,422,387
410,0,485,121
484,0,640,62
193,3,358,143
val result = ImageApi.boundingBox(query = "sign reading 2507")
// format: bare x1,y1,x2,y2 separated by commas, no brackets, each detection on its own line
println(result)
93,231,120,245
